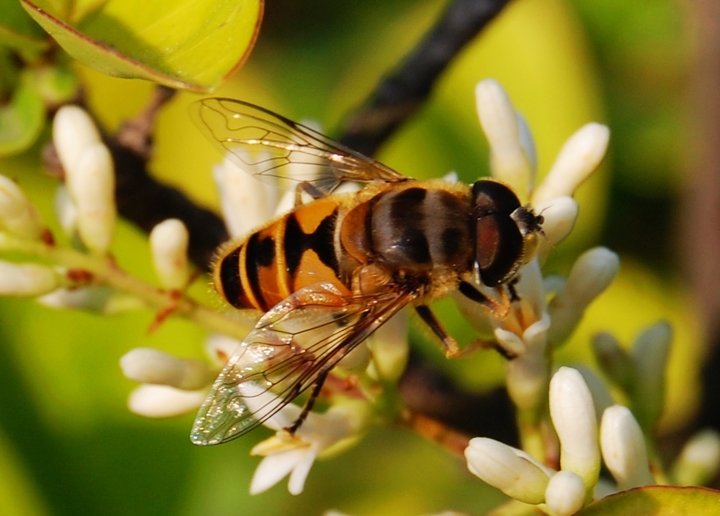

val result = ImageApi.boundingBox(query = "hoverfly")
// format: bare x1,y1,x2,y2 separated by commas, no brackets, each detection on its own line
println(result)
189,99,544,445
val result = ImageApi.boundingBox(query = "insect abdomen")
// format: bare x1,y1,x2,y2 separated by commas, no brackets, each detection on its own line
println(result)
368,185,474,272
214,198,344,312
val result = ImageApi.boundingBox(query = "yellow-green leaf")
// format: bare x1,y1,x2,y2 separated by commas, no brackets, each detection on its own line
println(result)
0,80,44,156
20,0,263,92
0,0,49,54
578,486,720,515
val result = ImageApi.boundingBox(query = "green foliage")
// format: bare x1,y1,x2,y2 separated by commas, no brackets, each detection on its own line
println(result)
578,486,720,515
21,0,262,91
0,0,261,156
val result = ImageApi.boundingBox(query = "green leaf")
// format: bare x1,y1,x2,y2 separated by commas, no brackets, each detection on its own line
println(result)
20,0,263,92
31,65,80,105
0,0,49,54
0,79,44,156
578,486,720,515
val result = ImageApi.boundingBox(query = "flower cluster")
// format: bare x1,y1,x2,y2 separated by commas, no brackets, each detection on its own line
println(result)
0,80,716,513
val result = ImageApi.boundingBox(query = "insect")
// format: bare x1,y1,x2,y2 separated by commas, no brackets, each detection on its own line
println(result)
189,99,544,445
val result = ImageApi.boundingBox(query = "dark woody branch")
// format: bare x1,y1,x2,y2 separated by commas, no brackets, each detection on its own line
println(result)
338,0,511,156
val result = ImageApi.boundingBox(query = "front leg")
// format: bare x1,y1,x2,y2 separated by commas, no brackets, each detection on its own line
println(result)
414,305,461,358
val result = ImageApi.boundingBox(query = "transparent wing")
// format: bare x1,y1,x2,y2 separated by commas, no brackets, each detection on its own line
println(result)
191,98,408,197
190,282,414,445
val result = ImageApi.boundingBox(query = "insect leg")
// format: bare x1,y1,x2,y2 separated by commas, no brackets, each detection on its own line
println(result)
415,305,461,358
286,370,330,435
507,278,520,303
294,181,326,206
458,281,511,319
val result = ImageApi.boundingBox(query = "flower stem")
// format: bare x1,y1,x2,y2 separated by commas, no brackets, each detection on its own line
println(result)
401,409,471,459
0,233,252,341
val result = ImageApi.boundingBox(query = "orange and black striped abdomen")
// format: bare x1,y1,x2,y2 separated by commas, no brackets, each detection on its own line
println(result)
214,198,345,312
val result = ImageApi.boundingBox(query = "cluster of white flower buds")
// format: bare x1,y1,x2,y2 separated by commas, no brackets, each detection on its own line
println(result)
456,80,616,417
0,173,62,297
466,368,652,515
53,106,116,256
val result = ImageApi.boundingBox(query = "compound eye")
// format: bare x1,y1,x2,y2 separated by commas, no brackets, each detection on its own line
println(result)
472,179,522,216
476,212,523,287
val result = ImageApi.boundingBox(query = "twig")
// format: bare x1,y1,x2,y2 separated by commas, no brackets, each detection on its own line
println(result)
338,0,512,156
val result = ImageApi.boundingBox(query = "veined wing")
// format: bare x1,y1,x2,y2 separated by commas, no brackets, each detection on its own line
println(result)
191,98,408,197
190,282,415,445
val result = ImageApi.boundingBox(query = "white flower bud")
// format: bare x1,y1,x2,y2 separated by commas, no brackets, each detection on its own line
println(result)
533,123,610,204
0,261,61,297
672,429,720,486
65,143,116,255
545,470,587,516
549,367,600,489
213,154,277,238
128,384,206,418
504,315,550,409
476,80,533,196
0,175,44,239
516,113,537,178
52,105,102,174
120,348,212,390
38,285,144,314
150,219,190,290
53,185,78,237
465,437,550,504
600,405,654,489
630,321,671,430
532,196,578,251
548,247,619,346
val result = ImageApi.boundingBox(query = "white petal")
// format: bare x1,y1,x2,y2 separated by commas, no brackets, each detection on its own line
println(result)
127,384,205,418
533,123,609,204
250,449,306,495
288,444,319,495
120,348,212,390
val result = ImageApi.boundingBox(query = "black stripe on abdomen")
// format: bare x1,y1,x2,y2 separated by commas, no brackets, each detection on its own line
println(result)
244,232,275,311
217,247,244,309
283,210,340,277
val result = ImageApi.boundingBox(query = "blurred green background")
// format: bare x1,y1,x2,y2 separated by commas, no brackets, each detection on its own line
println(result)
0,0,700,514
